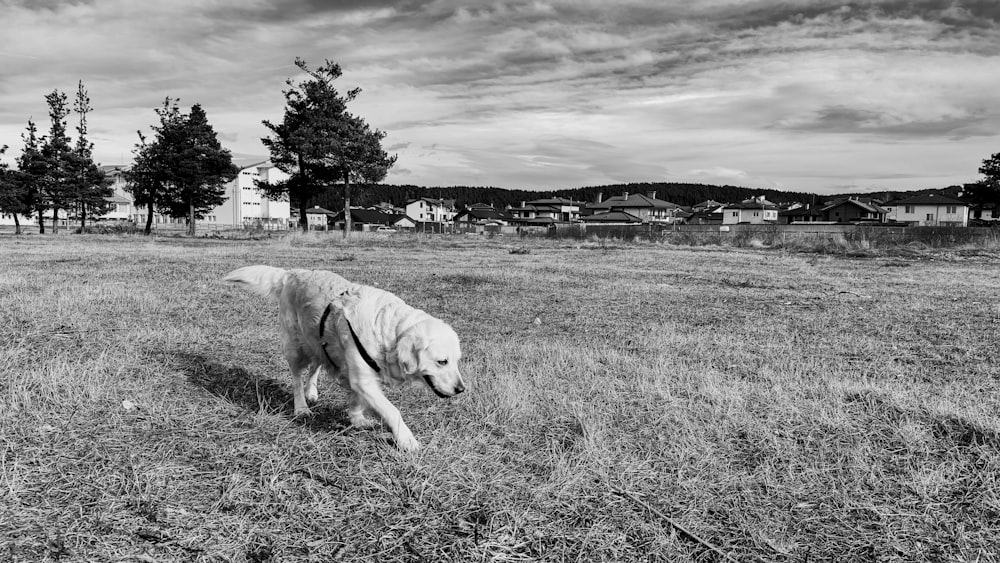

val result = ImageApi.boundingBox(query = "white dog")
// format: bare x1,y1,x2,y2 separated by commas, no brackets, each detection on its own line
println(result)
224,265,465,451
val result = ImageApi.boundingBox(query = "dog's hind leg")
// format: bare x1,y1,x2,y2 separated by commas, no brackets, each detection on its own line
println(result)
285,347,315,417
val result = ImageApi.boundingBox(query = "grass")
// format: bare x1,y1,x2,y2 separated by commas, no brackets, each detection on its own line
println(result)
1,232,999,561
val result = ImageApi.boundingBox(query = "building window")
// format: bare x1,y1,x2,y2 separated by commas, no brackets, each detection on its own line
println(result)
947,206,956,213
926,213,934,221
905,205,914,214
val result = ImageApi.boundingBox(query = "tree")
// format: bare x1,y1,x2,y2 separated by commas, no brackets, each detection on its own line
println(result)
967,152,1000,206
0,145,25,234
157,104,238,235
66,81,113,231
125,99,182,235
40,89,74,234
126,99,237,236
259,58,396,234
15,119,47,233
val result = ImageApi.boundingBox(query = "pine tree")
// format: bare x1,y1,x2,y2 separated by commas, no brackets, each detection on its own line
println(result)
0,144,24,234
967,152,1000,206
125,99,182,235
260,58,396,234
157,104,238,236
16,119,48,233
41,90,74,234
67,81,113,231
128,100,237,236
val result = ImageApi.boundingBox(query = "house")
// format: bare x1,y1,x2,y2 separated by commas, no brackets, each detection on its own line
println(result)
210,161,291,230
508,198,581,223
721,196,779,224
304,206,337,229
970,203,1000,225
820,197,887,223
453,205,514,232
779,204,824,224
692,200,724,212
330,208,415,231
103,194,134,221
588,192,682,223
688,203,725,225
883,193,969,226
405,197,456,223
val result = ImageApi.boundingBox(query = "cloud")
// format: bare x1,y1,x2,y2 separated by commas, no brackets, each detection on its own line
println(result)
1,0,998,194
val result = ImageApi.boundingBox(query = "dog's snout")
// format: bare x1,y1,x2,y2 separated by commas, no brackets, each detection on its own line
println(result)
454,381,466,394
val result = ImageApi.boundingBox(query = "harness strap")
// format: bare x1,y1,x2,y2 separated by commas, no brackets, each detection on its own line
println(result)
347,319,381,373
319,303,337,369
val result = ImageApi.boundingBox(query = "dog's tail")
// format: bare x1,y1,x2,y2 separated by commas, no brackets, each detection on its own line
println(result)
223,265,288,301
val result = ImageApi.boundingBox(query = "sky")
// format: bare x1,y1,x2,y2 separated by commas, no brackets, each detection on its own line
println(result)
1,0,998,195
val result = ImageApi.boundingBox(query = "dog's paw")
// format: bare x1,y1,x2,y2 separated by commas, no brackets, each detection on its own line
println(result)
396,433,421,452
293,406,314,418
305,389,319,403
350,416,378,429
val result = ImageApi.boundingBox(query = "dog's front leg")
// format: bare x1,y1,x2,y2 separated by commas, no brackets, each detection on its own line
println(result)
347,361,419,451
346,392,378,429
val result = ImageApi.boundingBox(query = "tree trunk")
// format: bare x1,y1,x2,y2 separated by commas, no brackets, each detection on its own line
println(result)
13,214,21,235
297,154,309,233
342,171,351,239
37,208,45,234
144,202,154,235
52,207,59,234
187,200,196,236
80,204,87,231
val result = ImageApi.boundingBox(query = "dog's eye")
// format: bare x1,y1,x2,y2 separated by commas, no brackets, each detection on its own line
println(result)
437,359,448,366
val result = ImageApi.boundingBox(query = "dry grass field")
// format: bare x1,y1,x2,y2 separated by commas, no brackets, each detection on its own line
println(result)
1,232,998,562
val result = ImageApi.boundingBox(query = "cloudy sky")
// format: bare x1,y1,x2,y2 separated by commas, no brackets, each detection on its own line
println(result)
1,0,998,194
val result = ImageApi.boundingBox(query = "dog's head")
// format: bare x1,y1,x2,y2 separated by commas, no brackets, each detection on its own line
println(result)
394,318,465,398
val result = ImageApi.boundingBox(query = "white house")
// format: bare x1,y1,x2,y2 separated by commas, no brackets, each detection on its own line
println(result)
405,197,456,223
721,196,780,224
883,193,969,227
210,161,291,229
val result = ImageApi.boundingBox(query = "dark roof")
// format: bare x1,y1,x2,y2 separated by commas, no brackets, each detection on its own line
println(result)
884,193,968,206
780,205,823,217
329,209,400,225
820,198,887,214
592,193,680,210
455,207,513,222
580,211,643,223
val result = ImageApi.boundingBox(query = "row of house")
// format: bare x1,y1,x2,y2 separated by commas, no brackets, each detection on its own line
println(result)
298,189,985,235
2,161,990,232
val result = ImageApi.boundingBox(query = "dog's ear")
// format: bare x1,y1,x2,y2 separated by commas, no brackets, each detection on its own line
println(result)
393,332,422,376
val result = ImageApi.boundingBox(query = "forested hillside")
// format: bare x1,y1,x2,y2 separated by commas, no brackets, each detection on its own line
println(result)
307,181,823,211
